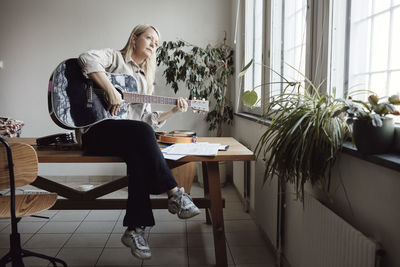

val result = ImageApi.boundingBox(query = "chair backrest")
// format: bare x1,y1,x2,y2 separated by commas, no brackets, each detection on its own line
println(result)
0,142,38,190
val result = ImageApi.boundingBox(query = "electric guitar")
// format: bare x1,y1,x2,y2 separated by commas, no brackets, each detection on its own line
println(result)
48,58,209,129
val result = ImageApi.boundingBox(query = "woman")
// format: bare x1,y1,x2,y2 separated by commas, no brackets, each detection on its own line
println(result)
78,25,200,260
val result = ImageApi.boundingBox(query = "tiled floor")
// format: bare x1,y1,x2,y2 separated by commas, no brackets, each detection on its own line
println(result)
0,181,275,266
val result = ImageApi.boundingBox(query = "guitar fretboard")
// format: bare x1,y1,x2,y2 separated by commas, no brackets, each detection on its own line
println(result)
122,92,192,107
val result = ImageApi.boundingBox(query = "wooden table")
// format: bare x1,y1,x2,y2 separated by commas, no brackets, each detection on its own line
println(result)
6,137,255,267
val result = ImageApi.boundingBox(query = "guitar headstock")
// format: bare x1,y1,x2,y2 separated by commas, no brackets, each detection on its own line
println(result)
190,98,209,113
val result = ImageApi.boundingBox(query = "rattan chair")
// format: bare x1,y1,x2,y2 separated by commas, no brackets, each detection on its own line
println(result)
0,137,67,266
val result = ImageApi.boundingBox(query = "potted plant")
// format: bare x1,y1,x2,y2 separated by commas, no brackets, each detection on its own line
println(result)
156,39,234,137
241,63,349,200
157,39,234,187
335,92,400,154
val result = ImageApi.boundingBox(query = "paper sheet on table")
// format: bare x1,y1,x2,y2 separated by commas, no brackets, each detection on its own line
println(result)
162,153,185,160
163,142,220,156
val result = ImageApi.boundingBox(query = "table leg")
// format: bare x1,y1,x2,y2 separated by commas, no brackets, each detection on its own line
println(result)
205,161,228,267
201,162,212,224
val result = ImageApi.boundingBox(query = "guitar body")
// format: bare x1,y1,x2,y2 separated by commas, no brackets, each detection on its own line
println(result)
48,58,137,129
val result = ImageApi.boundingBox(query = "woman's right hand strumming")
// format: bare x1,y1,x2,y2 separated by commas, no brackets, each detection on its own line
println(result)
105,88,124,115
88,72,124,115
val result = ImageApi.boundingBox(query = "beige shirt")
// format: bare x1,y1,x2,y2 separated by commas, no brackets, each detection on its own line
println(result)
78,48,166,129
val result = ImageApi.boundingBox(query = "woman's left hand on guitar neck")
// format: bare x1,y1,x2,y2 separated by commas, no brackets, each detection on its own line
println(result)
158,97,188,123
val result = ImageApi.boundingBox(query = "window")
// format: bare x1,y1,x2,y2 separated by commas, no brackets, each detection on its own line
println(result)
243,0,264,112
241,0,307,114
331,0,400,100
270,0,307,97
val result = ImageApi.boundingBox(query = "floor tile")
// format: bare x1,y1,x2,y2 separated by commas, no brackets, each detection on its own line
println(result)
105,233,125,248
84,210,121,221
75,221,115,234
149,221,186,234
0,248,62,266
64,233,109,248
24,233,71,248
56,247,102,266
1,221,46,234
148,233,186,248
51,210,90,221
230,246,275,264
226,231,267,246
20,210,59,222
96,247,142,266
224,220,259,232
142,247,188,266
186,221,213,233
0,222,9,232
188,246,234,265
187,232,214,248
38,221,81,234
0,233,32,248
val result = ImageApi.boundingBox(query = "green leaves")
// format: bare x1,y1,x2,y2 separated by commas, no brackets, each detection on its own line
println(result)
156,40,234,136
242,90,258,107
336,92,400,127
238,59,253,77
254,88,349,201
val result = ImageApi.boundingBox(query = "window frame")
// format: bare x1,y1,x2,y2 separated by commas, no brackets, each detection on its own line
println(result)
239,0,329,115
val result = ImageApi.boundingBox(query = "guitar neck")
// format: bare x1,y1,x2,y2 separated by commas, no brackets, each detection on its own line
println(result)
122,92,192,107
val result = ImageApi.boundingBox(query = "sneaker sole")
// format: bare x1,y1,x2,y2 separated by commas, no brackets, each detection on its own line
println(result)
121,236,152,260
177,209,201,219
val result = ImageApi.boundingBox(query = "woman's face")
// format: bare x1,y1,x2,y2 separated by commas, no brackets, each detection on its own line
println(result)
132,28,159,63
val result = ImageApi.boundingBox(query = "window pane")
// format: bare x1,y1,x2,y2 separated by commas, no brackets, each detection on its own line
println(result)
369,72,387,96
244,0,254,93
370,13,390,72
347,0,398,99
391,8,400,69
389,71,400,95
351,0,372,21
374,0,391,13
282,0,306,90
253,0,263,107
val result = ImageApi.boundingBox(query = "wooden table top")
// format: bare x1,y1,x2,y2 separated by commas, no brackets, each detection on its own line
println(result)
5,137,255,163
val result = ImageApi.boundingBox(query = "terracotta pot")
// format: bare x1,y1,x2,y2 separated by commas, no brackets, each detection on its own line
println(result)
171,162,196,193
352,117,395,154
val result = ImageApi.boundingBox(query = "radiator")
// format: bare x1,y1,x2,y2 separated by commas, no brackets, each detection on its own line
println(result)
300,194,381,267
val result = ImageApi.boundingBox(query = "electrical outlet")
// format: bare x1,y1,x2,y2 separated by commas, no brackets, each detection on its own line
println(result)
0,61,3,69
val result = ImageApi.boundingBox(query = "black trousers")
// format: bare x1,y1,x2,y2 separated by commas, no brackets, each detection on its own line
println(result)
82,119,178,227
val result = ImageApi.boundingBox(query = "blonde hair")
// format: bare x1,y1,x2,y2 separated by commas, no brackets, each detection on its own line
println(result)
120,24,160,94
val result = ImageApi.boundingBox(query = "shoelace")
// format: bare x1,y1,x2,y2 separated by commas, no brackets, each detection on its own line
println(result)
131,231,147,248
180,192,194,208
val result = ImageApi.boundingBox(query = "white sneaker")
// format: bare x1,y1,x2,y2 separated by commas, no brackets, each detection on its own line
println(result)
121,227,151,259
168,187,201,219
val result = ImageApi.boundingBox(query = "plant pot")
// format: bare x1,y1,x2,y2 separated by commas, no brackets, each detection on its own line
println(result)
171,162,196,193
352,117,395,154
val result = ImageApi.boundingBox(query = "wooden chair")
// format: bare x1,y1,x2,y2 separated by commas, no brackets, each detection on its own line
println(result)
0,137,67,266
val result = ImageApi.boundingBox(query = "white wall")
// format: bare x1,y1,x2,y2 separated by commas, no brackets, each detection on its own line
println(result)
0,0,232,175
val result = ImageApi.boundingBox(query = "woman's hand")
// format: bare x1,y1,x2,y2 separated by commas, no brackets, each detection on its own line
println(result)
87,72,124,116
157,97,189,123
172,97,188,113
106,88,124,116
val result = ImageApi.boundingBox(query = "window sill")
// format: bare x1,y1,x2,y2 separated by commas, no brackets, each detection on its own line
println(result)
234,112,400,173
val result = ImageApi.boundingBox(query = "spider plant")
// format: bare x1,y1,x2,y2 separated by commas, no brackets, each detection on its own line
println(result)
241,62,349,200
